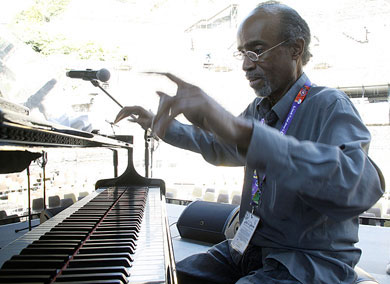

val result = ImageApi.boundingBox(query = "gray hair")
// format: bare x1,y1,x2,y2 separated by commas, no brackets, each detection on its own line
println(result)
254,1,312,65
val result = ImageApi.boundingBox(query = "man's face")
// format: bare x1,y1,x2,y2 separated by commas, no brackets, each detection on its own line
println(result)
237,10,295,99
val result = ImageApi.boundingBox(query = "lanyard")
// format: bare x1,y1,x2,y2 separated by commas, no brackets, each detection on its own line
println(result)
251,81,311,207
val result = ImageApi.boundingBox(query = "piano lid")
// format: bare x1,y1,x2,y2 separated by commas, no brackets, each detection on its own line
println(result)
0,107,132,149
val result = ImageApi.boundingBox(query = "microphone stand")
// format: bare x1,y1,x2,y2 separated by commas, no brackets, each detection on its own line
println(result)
90,79,153,178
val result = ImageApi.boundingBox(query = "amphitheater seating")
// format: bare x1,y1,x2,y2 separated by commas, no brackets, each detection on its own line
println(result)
367,207,381,217
231,194,241,205
203,191,216,202
48,195,60,208
192,187,203,199
205,188,215,194
32,198,44,212
63,193,76,203
60,198,74,208
78,191,89,200
217,193,229,203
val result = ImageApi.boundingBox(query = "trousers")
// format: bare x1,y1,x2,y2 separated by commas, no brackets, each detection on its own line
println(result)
176,240,300,284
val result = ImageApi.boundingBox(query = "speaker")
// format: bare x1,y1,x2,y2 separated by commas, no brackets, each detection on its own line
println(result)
177,200,240,244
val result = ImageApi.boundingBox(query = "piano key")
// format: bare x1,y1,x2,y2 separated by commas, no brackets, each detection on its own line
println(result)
82,240,136,249
78,245,135,254
54,272,128,283
11,254,70,261
1,259,65,269
52,280,124,284
0,274,51,283
0,187,174,283
67,257,132,268
21,247,77,255
0,268,56,276
74,252,133,262
39,234,86,241
89,233,137,240
62,266,130,277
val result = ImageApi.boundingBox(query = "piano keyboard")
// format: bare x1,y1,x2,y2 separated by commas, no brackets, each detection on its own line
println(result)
0,186,173,284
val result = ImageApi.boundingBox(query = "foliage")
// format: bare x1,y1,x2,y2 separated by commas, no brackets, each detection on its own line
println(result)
14,0,71,24
11,0,126,61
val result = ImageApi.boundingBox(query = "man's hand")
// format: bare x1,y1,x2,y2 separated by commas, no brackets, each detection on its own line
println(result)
149,72,213,137
114,106,154,131
150,72,253,149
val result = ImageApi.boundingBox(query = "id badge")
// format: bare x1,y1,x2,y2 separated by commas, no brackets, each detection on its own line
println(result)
230,211,260,255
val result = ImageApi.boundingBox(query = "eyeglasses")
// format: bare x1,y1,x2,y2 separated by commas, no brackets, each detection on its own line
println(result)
233,39,288,62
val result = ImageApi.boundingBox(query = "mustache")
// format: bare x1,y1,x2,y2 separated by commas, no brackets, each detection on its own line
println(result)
245,71,267,81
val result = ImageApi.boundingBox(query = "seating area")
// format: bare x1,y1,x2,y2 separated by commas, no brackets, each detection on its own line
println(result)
27,191,91,222
359,197,390,227
0,210,20,225
166,186,242,206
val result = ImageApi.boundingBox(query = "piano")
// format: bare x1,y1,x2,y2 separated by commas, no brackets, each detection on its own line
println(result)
0,99,177,284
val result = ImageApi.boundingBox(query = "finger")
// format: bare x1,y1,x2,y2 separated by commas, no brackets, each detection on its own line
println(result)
144,71,187,86
153,91,175,137
154,91,174,121
114,106,139,124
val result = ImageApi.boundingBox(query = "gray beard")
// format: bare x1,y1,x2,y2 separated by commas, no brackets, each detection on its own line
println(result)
254,77,272,98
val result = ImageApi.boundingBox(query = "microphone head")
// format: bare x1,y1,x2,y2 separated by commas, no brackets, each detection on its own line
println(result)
96,68,110,82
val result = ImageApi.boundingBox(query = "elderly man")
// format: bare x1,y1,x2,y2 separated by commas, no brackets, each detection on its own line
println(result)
115,1,384,283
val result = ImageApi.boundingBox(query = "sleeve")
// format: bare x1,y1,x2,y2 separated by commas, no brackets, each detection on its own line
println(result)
246,95,385,221
162,119,246,166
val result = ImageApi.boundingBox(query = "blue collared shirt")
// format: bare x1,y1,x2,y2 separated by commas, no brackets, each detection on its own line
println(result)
163,73,385,284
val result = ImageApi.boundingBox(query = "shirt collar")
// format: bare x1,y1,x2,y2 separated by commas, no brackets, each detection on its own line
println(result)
256,73,309,123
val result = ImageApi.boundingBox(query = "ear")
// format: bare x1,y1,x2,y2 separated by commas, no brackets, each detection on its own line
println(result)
290,38,305,61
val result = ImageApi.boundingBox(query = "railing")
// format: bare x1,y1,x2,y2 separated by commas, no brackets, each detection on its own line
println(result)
184,4,238,33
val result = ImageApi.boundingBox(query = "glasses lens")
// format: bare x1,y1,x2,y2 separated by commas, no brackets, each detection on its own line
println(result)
233,51,244,60
246,51,258,62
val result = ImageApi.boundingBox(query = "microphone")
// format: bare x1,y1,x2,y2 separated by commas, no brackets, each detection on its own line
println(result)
66,68,110,82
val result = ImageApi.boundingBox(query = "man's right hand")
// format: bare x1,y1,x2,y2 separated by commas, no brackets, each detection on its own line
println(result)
114,106,154,131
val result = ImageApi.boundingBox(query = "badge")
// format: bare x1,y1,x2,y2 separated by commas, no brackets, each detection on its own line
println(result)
230,211,260,255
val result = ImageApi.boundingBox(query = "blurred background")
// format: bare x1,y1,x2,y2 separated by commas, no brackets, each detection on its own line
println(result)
0,0,389,221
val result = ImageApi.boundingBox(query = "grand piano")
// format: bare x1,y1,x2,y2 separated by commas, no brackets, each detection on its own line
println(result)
0,98,177,283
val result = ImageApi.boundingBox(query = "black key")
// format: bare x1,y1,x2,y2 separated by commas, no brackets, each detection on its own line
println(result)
74,252,133,262
0,274,51,283
1,259,65,269
11,254,69,261
39,234,85,241
79,246,135,254
83,239,136,248
54,272,127,283
68,257,132,268
21,247,76,255
53,279,123,283
89,233,137,240
0,268,56,276
62,266,130,277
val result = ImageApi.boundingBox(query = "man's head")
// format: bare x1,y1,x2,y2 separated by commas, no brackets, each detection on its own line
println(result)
236,1,311,103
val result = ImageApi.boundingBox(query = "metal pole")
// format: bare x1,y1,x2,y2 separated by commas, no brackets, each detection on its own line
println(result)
144,130,149,178
42,151,47,210
387,84,390,124
113,150,118,177
27,167,32,231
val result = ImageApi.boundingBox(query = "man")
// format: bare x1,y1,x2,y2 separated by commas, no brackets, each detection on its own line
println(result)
115,2,385,283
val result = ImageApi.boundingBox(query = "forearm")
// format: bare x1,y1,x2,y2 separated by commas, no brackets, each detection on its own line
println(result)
163,119,245,166
203,98,253,150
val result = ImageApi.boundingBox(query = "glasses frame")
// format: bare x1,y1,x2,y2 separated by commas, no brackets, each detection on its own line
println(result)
234,39,289,62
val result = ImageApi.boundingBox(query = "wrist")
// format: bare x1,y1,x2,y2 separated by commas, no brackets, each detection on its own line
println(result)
233,117,253,149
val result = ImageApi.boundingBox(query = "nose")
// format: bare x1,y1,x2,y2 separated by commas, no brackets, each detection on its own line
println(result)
242,56,256,71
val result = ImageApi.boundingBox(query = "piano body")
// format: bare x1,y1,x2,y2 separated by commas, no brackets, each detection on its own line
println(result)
0,101,177,284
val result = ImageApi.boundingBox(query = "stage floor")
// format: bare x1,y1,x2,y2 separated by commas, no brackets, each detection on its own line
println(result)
0,202,389,283
167,203,390,284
